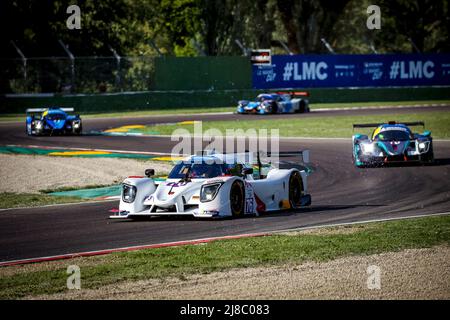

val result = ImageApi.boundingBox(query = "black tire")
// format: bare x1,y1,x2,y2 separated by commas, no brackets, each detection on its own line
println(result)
296,100,307,113
422,142,434,164
270,102,278,114
230,180,245,217
73,125,82,135
289,171,303,208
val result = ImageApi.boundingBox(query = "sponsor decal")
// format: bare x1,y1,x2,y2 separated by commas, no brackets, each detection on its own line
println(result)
253,54,450,88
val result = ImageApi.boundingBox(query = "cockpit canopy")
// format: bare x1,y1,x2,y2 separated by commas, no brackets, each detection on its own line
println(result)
372,126,412,141
168,160,246,179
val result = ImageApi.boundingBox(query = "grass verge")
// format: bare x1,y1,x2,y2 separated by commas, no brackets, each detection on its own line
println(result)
1,100,449,122
309,99,450,110
120,111,450,139
0,192,87,210
0,106,234,122
0,214,449,299
39,184,114,194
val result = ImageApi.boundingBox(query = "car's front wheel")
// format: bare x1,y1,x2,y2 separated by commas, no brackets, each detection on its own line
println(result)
230,180,245,217
421,142,434,164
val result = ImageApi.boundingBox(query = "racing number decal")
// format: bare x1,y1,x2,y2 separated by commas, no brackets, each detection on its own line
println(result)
244,182,255,214
245,198,254,214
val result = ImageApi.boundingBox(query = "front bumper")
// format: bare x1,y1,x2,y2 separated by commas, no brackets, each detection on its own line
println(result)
356,154,426,166
109,208,220,219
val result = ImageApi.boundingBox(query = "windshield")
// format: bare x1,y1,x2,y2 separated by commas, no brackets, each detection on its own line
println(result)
257,95,274,102
168,162,230,179
47,114,66,121
374,130,411,141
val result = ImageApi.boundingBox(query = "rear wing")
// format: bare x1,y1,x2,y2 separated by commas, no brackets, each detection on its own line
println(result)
276,91,309,98
26,108,45,115
265,150,310,164
353,121,425,130
193,149,309,165
193,150,254,165
257,150,310,178
26,107,75,114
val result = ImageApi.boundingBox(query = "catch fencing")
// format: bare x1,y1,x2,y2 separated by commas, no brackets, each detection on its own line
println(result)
0,56,155,94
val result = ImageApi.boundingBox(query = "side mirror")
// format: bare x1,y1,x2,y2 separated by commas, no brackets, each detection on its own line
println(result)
422,130,431,137
242,168,253,176
145,169,155,177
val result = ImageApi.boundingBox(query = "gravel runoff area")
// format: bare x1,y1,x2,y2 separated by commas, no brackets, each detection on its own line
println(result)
0,154,172,194
30,245,450,300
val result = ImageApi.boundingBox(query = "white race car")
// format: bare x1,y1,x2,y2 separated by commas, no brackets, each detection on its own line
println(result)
109,151,311,219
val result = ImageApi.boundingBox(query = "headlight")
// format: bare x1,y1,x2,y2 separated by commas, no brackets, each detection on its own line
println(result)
35,121,42,129
361,143,376,154
122,184,137,203
418,141,429,152
200,183,223,202
73,121,80,128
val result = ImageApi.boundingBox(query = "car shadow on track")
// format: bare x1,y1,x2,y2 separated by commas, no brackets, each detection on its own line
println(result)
360,158,450,168
258,204,386,218
431,158,450,166
111,204,386,222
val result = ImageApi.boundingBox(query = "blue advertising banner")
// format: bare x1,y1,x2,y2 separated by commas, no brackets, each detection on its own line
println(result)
252,54,450,89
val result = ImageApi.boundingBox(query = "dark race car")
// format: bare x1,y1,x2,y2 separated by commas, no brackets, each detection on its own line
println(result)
236,91,310,114
26,107,82,136
352,121,434,167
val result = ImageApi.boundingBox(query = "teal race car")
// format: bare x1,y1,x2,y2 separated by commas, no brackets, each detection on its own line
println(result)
352,121,434,167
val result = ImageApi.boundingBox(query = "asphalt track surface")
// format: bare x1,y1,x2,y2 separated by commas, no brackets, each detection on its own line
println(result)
0,106,450,262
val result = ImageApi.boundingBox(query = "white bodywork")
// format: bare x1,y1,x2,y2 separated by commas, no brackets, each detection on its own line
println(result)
110,152,311,219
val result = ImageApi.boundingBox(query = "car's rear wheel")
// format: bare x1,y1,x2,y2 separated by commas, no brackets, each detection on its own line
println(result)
270,102,278,114
230,181,245,217
300,100,308,113
289,171,303,207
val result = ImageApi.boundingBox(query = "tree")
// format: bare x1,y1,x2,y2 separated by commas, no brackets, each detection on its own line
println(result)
276,0,350,54
377,0,449,53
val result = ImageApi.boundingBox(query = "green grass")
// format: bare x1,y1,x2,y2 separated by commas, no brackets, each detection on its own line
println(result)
0,106,234,122
130,111,450,139
309,99,450,110
39,184,115,194
1,100,449,122
0,192,87,209
1,214,449,299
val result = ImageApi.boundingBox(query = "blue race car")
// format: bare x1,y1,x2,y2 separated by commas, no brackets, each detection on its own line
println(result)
352,121,434,167
26,107,82,136
236,91,310,114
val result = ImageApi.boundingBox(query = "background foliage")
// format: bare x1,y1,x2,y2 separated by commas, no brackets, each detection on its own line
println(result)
0,0,448,93
1,0,449,58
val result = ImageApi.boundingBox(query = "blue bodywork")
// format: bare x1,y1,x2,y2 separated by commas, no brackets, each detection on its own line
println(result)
26,107,82,136
352,122,434,167
237,94,280,114
237,92,309,114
